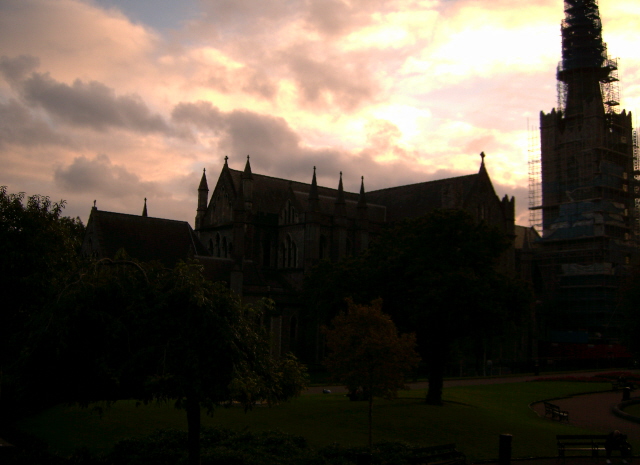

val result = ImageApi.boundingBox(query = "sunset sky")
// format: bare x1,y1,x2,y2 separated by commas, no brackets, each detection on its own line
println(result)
1,0,639,226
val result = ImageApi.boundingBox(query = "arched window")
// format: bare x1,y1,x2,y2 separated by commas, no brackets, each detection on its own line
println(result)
215,233,221,257
222,236,228,258
208,238,214,255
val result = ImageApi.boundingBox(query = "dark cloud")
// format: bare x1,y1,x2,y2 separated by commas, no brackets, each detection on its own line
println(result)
222,110,302,157
0,55,40,84
1,57,185,137
19,72,173,134
174,99,442,192
171,100,226,131
172,101,301,156
54,154,165,199
240,68,278,99
197,0,297,33
0,98,71,148
305,0,357,36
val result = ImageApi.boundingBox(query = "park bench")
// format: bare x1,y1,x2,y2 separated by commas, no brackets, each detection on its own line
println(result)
612,379,638,391
557,435,609,457
544,402,569,421
408,443,466,465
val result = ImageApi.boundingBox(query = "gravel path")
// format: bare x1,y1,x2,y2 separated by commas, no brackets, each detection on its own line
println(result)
531,390,640,435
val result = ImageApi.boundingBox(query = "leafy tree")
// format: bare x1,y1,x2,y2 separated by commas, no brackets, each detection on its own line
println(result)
323,298,420,448
619,264,640,358
45,259,308,465
306,209,532,405
0,187,84,420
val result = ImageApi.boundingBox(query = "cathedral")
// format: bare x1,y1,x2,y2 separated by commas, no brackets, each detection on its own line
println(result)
81,0,637,366
82,154,518,359
191,153,516,357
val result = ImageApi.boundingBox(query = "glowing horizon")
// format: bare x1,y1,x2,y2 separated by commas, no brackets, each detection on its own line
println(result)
1,0,638,226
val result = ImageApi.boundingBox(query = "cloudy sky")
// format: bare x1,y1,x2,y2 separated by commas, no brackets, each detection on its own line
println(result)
1,0,639,226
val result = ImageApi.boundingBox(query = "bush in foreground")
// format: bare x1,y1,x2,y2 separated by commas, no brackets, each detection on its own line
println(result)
4,428,457,465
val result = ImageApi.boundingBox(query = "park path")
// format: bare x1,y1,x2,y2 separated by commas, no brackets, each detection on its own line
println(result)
530,390,640,436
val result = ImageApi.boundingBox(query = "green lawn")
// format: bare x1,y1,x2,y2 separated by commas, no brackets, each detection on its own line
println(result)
623,402,640,417
16,382,617,462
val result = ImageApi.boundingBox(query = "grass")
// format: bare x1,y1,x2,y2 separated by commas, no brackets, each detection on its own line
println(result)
16,381,617,462
623,402,640,417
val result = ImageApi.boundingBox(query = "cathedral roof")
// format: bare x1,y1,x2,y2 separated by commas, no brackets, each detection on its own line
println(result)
225,168,387,222
366,173,479,222
83,209,209,266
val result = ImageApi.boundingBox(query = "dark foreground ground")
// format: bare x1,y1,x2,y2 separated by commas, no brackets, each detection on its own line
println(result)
309,371,640,465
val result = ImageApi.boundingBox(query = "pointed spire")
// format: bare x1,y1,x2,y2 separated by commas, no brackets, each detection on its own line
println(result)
309,166,318,200
198,168,208,191
479,152,488,174
308,166,319,211
242,155,253,179
334,171,346,217
560,0,605,72
557,0,609,114
142,198,148,217
224,155,229,166
336,172,345,204
241,155,253,208
357,176,367,209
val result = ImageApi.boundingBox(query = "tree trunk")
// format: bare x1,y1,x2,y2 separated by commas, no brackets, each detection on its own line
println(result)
368,393,373,449
186,396,201,465
426,353,445,405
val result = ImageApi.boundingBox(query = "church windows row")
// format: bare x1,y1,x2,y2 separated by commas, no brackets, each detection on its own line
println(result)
282,200,298,225
208,233,231,258
281,234,298,268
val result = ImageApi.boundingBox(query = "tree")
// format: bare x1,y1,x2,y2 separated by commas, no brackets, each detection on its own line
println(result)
619,264,640,358
0,187,84,421
45,259,308,465
323,299,420,448
306,209,532,405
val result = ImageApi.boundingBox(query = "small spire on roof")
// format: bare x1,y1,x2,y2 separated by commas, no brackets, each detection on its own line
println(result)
358,176,367,208
308,166,319,210
480,151,485,163
336,171,345,204
224,156,229,165
93,199,96,208
242,154,253,179
142,198,148,217
198,168,209,191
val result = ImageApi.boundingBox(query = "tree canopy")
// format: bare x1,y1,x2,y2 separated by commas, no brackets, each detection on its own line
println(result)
0,187,84,420
305,209,532,404
323,298,420,447
43,258,308,465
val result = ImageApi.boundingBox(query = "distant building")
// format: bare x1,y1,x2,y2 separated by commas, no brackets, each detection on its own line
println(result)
532,0,638,343
81,200,208,267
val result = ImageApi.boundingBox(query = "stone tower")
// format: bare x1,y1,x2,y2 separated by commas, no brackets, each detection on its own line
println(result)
536,0,638,340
